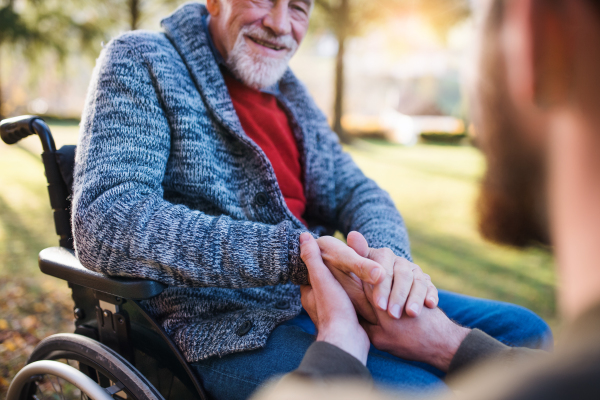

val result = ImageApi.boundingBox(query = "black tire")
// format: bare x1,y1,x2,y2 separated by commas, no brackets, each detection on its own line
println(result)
22,333,165,400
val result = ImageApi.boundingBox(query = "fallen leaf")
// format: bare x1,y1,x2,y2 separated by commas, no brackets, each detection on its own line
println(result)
21,316,38,331
3,339,16,352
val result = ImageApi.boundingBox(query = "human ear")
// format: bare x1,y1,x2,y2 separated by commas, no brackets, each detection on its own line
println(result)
206,0,220,16
501,0,537,108
502,0,571,109
531,1,571,108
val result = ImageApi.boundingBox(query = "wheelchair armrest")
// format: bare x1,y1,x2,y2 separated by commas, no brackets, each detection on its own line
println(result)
39,247,167,300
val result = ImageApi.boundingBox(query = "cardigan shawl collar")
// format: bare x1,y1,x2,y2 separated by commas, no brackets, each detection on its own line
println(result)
161,4,245,138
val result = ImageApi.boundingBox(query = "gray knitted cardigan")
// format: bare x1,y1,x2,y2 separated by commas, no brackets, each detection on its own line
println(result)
72,2,411,362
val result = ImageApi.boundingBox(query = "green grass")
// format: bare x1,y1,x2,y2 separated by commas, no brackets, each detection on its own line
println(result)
0,124,556,391
345,140,556,321
0,124,557,318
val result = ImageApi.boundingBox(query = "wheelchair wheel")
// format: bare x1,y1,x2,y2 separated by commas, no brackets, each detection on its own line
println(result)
7,360,112,400
17,333,165,400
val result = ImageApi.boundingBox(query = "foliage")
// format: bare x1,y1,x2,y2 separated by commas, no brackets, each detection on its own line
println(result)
417,0,472,40
98,0,186,31
0,0,110,118
310,0,471,141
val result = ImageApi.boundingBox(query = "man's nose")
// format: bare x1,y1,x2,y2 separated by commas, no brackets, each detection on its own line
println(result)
263,1,292,36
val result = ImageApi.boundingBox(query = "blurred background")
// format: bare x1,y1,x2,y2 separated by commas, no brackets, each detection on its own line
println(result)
0,0,555,391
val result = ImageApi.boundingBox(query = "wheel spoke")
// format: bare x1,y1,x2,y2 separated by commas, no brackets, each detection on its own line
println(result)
58,376,66,400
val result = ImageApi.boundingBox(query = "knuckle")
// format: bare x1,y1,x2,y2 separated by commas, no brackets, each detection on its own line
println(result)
383,248,395,258
411,263,422,273
357,259,368,277
397,268,413,280
393,288,410,302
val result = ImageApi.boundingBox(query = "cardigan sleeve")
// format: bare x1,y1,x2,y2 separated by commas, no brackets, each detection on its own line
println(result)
329,137,412,260
72,35,309,288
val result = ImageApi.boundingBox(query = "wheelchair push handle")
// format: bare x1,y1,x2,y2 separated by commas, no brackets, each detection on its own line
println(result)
0,115,56,152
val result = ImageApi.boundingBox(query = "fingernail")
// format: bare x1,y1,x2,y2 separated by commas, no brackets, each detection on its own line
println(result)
370,267,382,282
378,297,387,311
300,232,310,244
390,304,401,318
428,297,437,306
409,303,420,315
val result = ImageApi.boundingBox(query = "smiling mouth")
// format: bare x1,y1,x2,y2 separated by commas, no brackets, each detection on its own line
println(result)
247,36,287,51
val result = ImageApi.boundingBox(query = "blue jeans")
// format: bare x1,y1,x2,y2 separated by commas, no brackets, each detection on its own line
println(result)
190,290,553,400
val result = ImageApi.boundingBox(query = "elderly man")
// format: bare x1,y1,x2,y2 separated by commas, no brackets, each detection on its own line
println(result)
254,0,600,399
73,1,551,399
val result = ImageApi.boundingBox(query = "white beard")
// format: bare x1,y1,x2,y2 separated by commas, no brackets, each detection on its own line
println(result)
226,25,298,90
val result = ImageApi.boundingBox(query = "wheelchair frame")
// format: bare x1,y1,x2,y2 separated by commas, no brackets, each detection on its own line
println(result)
1,115,208,400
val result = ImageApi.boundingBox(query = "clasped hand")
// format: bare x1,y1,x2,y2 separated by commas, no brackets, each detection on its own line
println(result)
299,232,470,371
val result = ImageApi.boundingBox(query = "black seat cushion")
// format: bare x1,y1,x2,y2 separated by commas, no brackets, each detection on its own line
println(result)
39,247,166,300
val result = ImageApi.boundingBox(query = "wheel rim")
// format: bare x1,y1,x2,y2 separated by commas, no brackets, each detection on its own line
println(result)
22,355,133,400
23,370,93,400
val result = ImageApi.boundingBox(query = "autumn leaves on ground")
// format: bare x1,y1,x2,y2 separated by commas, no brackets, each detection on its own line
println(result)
0,123,556,395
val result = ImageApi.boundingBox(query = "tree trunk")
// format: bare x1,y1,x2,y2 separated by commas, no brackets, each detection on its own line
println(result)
130,0,140,30
332,0,351,143
0,45,4,120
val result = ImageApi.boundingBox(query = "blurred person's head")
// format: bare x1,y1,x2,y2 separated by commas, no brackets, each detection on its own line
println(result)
472,0,600,317
206,0,313,89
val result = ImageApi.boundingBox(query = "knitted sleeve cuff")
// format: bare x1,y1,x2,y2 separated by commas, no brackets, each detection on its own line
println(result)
448,328,510,375
294,342,373,381
288,229,317,286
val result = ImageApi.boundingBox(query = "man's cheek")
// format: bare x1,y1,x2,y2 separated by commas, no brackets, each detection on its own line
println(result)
291,22,308,46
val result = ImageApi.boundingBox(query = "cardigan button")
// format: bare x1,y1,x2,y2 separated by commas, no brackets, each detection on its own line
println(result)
236,320,253,336
274,300,290,310
254,192,268,206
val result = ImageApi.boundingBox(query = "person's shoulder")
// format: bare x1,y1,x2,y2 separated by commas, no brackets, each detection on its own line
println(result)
104,30,176,61
107,30,174,53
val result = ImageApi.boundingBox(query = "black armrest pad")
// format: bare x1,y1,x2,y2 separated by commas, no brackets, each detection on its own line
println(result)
39,247,166,300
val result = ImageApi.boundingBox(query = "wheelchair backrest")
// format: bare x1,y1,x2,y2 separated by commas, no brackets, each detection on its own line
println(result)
0,116,75,249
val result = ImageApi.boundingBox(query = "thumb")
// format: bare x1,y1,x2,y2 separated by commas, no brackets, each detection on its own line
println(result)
300,232,338,291
347,231,369,258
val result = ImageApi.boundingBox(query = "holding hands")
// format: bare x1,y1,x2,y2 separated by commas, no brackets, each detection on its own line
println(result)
314,232,438,322
299,232,470,371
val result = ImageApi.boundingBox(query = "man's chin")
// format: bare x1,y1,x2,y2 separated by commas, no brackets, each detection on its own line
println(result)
228,57,290,90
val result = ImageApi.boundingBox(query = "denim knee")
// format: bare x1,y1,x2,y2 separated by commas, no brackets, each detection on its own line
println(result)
438,290,553,351
521,307,553,350
498,303,554,350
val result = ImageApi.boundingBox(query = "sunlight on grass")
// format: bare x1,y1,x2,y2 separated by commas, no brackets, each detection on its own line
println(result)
0,124,557,394
0,124,556,322
346,140,556,321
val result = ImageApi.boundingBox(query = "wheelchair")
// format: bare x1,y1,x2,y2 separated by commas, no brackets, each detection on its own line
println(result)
1,115,208,400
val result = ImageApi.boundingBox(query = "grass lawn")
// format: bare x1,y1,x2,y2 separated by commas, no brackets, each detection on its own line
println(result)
0,122,556,393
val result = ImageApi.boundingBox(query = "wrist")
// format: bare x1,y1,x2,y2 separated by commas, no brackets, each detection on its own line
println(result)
317,325,370,366
429,324,471,372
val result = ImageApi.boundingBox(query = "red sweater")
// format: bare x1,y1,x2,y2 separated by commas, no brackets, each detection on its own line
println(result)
223,72,307,226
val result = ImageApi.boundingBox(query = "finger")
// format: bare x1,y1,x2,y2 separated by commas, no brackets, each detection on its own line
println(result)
300,285,316,316
317,236,385,285
300,233,338,292
424,277,439,308
404,266,429,318
300,285,312,310
300,284,312,297
359,281,379,324
387,258,414,319
347,231,369,257
368,248,396,311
